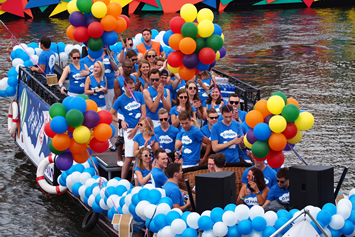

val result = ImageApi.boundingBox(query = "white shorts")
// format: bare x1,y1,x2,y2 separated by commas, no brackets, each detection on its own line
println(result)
124,128,140,157
68,92,79,97
105,88,115,111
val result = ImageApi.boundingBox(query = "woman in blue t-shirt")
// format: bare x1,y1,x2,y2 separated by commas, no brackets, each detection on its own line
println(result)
134,147,152,186
133,117,159,158
170,89,196,128
84,61,107,110
186,80,205,127
203,84,223,120
132,59,151,92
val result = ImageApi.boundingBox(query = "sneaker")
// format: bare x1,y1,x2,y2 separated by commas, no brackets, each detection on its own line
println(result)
117,161,124,166
110,145,117,152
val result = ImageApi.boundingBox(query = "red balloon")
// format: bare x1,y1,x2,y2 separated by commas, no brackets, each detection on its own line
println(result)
282,122,298,139
44,122,56,138
120,14,130,27
88,22,104,38
170,16,185,34
198,47,216,65
73,26,90,43
67,125,75,133
266,150,285,168
90,138,109,153
251,154,267,162
167,51,184,68
98,110,112,125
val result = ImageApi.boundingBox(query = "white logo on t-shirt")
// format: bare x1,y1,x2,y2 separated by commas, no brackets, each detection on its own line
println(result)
182,135,192,144
220,129,237,139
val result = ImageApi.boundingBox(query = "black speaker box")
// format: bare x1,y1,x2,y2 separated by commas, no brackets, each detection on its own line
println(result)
195,171,236,214
289,165,334,209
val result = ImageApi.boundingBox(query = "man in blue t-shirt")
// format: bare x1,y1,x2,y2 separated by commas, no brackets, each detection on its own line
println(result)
163,163,191,212
211,105,244,163
151,149,168,188
175,111,211,167
155,108,179,155
263,168,290,211
241,160,277,190
228,93,247,122
201,108,219,140
30,36,56,75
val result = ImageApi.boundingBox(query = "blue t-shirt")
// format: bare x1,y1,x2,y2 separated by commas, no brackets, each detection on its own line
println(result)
239,110,247,122
80,56,101,75
163,181,184,206
134,165,151,186
177,125,205,165
112,91,145,128
117,75,137,93
154,125,179,154
146,86,169,120
68,63,86,94
241,165,277,189
169,105,196,117
203,100,222,117
88,75,106,107
196,72,212,103
39,49,56,75
102,55,115,89
151,167,167,188
166,77,186,101
200,124,211,140
211,120,243,163
133,133,158,156
244,188,266,208
236,121,251,161
267,185,290,203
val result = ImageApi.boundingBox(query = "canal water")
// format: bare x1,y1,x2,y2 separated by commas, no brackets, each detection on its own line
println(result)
0,7,354,236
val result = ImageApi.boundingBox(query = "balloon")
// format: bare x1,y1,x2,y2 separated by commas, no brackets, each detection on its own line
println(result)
120,14,130,27
90,138,109,153
67,0,79,14
268,133,287,151
213,222,228,237
267,150,285,168
87,22,104,38
198,216,213,231
100,15,117,31
102,31,118,46
69,11,86,27
198,20,214,38
222,211,238,226
181,22,198,38
267,95,285,115
254,100,271,118
183,53,199,69
82,110,100,129
180,3,197,22
287,98,300,108
187,212,200,229
170,16,185,34
206,35,223,51
253,123,271,141
49,103,67,118
194,37,206,54
44,122,56,138
238,219,252,235
50,116,68,134
264,114,274,125
179,65,196,81
252,216,267,232
213,24,222,36
282,104,300,122
269,115,287,133
73,125,91,144
167,51,184,68
86,15,99,26
49,140,65,155
107,2,122,18
163,30,174,46
244,135,253,149
76,0,92,14
219,46,226,58
246,110,264,128
73,26,90,43
329,214,345,230
211,207,224,223
197,8,214,22
72,150,90,163
287,129,302,144
252,140,269,158
114,17,127,33
264,211,278,226
12,58,24,68
94,123,112,142
295,112,314,130
198,47,215,65
169,33,184,51
52,133,71,151
91,1,107,18
271,91,287,104
179,37,196,55
98,110,112,124
66,109,84,128
171,218,187,235
56,152,73,171
167,64,179,74
66,25,75,41
88,37,103,51
69,138,87,154
196,61,209,71
282,122,298,139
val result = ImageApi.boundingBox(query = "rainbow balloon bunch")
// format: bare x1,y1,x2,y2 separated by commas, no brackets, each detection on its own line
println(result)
44,95,115,170
66,0,129,59
244,92,315,168
163,4,226,81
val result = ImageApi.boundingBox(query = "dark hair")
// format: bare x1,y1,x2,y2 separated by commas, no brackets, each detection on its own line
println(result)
123,37,133,44
154,56,165,65
178,110,191,121
124,76,135,85
277,167,289,180
154,148,166,160
160,69,169,77
229,93,240,99
214,153,225,168
185,80,200,101
40,36,51,49
150,68,161,77
137,59,151,78
221,105,233,114
176,89,193,117
206,84,222,105
142,28,152,34
166,163,181,178
207,108,217,116
126,49,137,59
69,49,80,57
123,58,133,66
136,147,152,171
250,167,266,191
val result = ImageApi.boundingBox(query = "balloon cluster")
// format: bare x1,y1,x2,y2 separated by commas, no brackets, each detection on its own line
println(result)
244,91,315,168
66,0,129,59
163,4,226,81
58,160,355,236
44,95,115,170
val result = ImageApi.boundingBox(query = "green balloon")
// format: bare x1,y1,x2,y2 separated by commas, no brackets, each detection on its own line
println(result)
181,22,198,39
49,103,67,118
282,104,300,122
88,37,103,52
252,140,270,158
49,140,65,155
76,0,93,14
194,37,206,54
271,91,287,104
77,94,89,100
66,109,84,128
206,35,223,51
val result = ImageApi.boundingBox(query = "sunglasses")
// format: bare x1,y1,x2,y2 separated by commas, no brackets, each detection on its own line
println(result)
142,154,152,157
230,101,240,104
72,57,80,60
138,123,143,127
148,55,156,58
129,43,133,47
131,58,138,62
188,87,196,90
159,118,168,121
179,96,188,99
209,116,218,120
151,78,159,82
277,179,285,184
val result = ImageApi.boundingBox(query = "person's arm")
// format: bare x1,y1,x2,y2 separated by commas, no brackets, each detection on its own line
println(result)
80,64,90,77
110,108,120,123
200,137,211,165
133,141,140,157
113,80,122,99
202,106,207,120
171,114,180,128
135,170,151,186
236,185,247,205
58,66,70,94
118,36,126,64
84,76,94,95
143,89,160,113
173,199,190,212
192,111,196,121
160,88,171,112
256,187,269,206
30,64,46,73
262,200,271,208
211,135,243,152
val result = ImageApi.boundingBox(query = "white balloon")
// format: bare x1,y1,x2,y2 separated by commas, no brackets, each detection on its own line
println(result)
320,227,332,237
310,206,321,220
143,183,155,190
337,204,351,219
235,204,250,221
135,33,142,44
0,77,8,90
78,185,87,198
55,53,59,63
107,179,120,187
82,161,90,169
202,230,216,237
161,226,175,237
59,52,68,67
99,199,109,210
16,65,22,73
113,224,119,231
338,198,352,210
73,44,82,54
35,48,42,56
106,195,119,209
293,211,304,223
249,230,263,237
201,210,211,217
171,219,186,235
171,208,183,216
222,211,238,226
85,178,97,187
20,43,27,49
144,204,157,219
212,222,228,237
156,203,171,215
249,206,264,220
130,186,142,195
92,186,100,196
30,55,39,64
13,45,21,51
12,58,24,68
122,204,130,214
88,194,95,207
25,47,35,56
304,205,315,222
65,44,74,55
117,179,131,191
156,188,166,197
264,211,278,226
187,212,200,229
124,194,132,206
80,172,92,185
329,214,345,230
349,188,355,197
99,187,107,198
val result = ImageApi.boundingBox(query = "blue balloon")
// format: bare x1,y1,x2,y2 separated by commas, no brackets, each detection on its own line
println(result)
115,42,122,50
85,186,94,198
84,195,89,205
95,193,102,205
316,210,332,226
116,185,128,196
119,196,125,207
50,116,68,134
148,189,162,204
158,197,173,208
69,96,87,113
83,167,96,176
50,43,58,54
163,30,174,46
197,215,213,231
154,213,168,230
211,207,224,223
322,203,337,215
138,188,150,201
262,226,276,237
224,203,237,212
134,214,143,222
253,123,272,141
196,61,210,71
329,227,341,237
276,209,291,220
340,220,355,235
128,203,137,216
131,193,140,206
71,182,82,196
0,90,7,97
58,175,66,186
7,77,18,87
109,44,117,53
152,29,159,39
28,42,39,49
213,24,222,36
274,217,290,234
226,225,240,237
108,206,119,220
238,219,252,235
102,31,118,46
88,156,98,168
62,96,74,111
348,210,355,224
166,210,181,225
88,48,104,59
6,86,16,97
182,228,197,237
10,50,16,60
20,51,30,61
109,124,116,139
181,211,191,223
310,220,324,234
289,209,299,218
14,48,24,58
57,42,66,53
92,201,103,213
8,67,18,77
252,216,267,232
73,164,85,172
105,186,116,197
146,218,159,233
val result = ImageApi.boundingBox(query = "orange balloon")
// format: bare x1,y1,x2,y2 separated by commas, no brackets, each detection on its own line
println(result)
287,98,300,108
101,15,117,32
169,33,184,51
86,99,98,111
94,123,112,142
72,151,90,163
245,110,264,128
268,133,287,151
52,134,71,151
254,99,271,118
69,138,87,154
114,17,127,33
179,37,196,55
66,25,76,41
179,65,196,81
107,2,122,18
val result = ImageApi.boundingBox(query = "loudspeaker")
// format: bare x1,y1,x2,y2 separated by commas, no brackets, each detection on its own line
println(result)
289,165,334,209
195,171,236,214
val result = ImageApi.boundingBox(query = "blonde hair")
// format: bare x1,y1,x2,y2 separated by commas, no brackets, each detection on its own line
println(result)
136,147,152,170
144,49,157,60
139,117,154,136
94,61,105,80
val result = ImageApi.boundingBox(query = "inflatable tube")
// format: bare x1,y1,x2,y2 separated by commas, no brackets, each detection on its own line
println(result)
36,154,67,195
8,100,18,137
82,210,99,231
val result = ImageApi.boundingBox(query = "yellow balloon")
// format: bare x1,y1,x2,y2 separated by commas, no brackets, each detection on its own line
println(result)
198,20,214,38
67,0,79,14
91,2,107,19
287,129,302,144
244,135,252,149
215,51,220,61
180,3,197,22
269,115,287,133
267,95,285,115
197,8,214,22
167,64,179,74
295,112,314,130
221,33,224,41
73,126,91,144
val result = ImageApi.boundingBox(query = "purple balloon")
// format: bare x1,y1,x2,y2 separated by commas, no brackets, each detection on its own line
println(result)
182,53,199,69
283,143,295,151
83,110,100,128
219,46,226,58
264,114,274,124
69,11,86,27
86,16,99,27
56,152,73,171
247,129,257,144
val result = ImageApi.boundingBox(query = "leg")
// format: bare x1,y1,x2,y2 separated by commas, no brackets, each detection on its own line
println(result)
121,157,133,180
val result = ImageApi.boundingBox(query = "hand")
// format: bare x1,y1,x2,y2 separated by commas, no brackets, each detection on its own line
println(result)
197,78,202,85
219,101,224,110
199,158,206,165
120,36,126,48
177,106,182,113
157,83,164,96
186,198,191,207
233,135,243,145
244,188,251,197
149,140,155,148
60,87,66,94
248,181,259,193
121,121,128,130
127,128,137,139
193,100,201,109
79,71,88,76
